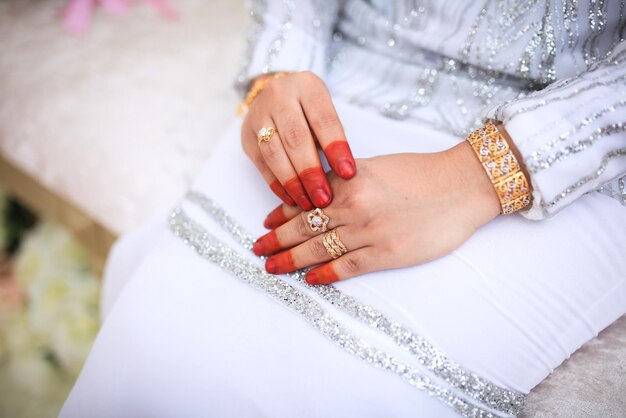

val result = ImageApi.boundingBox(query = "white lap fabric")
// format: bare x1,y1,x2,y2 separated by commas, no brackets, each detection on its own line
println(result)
60,99,626,418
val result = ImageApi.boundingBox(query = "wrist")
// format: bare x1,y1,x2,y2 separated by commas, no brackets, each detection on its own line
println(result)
447,140,502,225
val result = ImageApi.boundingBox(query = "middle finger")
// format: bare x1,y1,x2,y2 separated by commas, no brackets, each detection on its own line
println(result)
253,207,346,256
255,121,313,210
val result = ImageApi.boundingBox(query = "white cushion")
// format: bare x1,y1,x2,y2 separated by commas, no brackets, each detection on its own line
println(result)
0,1,624,416
0,0,246,235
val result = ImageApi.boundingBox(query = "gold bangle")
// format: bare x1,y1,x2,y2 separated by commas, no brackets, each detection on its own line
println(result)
466,123,531,215
236,71,293,116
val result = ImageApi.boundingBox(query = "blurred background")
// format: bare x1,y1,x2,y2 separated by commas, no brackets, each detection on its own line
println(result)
0,1,624,417
0,0,246,416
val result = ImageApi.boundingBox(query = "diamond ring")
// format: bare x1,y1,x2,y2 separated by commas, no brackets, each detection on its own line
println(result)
307,208,330,232
322,229,348,259
257,127,276,144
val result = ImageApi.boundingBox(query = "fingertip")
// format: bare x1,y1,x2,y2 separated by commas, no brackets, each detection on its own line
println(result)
305,270,320,285
270,180,297,206
299,198,315,211
252,240,264,256
299,166,333,208
264,205,289,229
305,265,339,285
253,231,279,256
311,189,332,208
324,140,356,179
337,160,356,179
265,257,277,274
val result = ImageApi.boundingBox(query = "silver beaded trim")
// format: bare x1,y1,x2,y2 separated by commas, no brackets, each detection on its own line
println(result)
597,175,626,205
543,148,626,208
185,191,526,416
169,207,509,418
528,122,626,173
523,99,626,165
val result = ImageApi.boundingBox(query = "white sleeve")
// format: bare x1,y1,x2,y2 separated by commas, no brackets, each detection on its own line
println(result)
235,0,341,95
486,41,626,220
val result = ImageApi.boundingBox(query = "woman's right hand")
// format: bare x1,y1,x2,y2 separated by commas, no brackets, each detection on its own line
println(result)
241,71,356,228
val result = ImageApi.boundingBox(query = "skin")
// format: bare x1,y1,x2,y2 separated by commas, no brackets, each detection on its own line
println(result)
241,71,357,210
244,72,531,285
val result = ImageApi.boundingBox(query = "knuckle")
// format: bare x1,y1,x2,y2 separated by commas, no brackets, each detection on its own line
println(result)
342,255,361,275
342,190,366,210
296,213,312,237
263,78,279,95
282,123,308,149
311,239,329,260
299,70,319,84
259,140,281,163
312,110,340,131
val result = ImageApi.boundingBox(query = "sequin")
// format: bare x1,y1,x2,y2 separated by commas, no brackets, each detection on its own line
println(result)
185,191,526,416
543,148,626,208
169,208,519,418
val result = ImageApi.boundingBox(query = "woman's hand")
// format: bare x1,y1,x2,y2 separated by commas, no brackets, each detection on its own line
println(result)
241,71,356,220
252,141,502,285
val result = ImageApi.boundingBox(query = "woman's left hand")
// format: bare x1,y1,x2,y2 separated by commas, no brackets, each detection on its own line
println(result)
252,141,502,285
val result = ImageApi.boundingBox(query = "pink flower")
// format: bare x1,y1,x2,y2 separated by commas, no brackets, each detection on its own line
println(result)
61,0,177,36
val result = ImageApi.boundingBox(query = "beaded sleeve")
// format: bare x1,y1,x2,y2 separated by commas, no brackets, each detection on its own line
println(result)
487,40,626,220
234,0,341,96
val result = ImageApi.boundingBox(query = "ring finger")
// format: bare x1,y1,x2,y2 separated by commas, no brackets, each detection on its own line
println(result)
255,121,313,210
264,226,368,275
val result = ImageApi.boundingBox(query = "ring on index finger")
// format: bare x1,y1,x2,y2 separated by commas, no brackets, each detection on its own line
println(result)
307,208,330,232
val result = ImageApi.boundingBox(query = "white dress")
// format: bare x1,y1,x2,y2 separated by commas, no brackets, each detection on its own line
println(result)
61,1,626,417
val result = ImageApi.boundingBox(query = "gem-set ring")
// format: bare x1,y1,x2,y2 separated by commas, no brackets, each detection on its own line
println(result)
257,127,276,144
322,229,348,259
307,208,330,232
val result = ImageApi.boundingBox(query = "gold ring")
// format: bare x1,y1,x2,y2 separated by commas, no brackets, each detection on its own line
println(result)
257,127,276,144
307,208,330,232
322,229,348,259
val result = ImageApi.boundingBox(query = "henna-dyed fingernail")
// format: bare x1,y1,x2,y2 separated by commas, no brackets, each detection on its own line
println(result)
254,231,280,256
338,160,355,178
306,265,339,285
264,206,288,229
285,177,313,211
253,240,264,256
265,252,295,274
311,189,331,207
305,270,321,285
325,141,356,179
300,167,332,207
270,181,296,206
265,257,277,274
299,199,314,211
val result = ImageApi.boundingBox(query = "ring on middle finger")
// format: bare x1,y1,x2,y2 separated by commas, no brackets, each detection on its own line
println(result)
307,208,330,232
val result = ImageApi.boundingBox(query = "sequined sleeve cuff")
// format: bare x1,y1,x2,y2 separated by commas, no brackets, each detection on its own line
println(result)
234,1,340,97
486,41,626,220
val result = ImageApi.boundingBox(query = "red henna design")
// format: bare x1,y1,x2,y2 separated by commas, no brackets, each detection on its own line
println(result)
265,252,296,274
305,264,339,285
285,177,314,210
264,205,289,229
253,230,281,256
299,166,332,207
270,180,296,206
324,141,356,179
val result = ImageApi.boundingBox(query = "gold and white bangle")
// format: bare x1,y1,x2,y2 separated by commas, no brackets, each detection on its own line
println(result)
236,71,293,116
466,123,531,215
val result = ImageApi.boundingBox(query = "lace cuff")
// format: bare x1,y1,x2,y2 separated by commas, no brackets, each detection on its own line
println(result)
486,41,626,220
